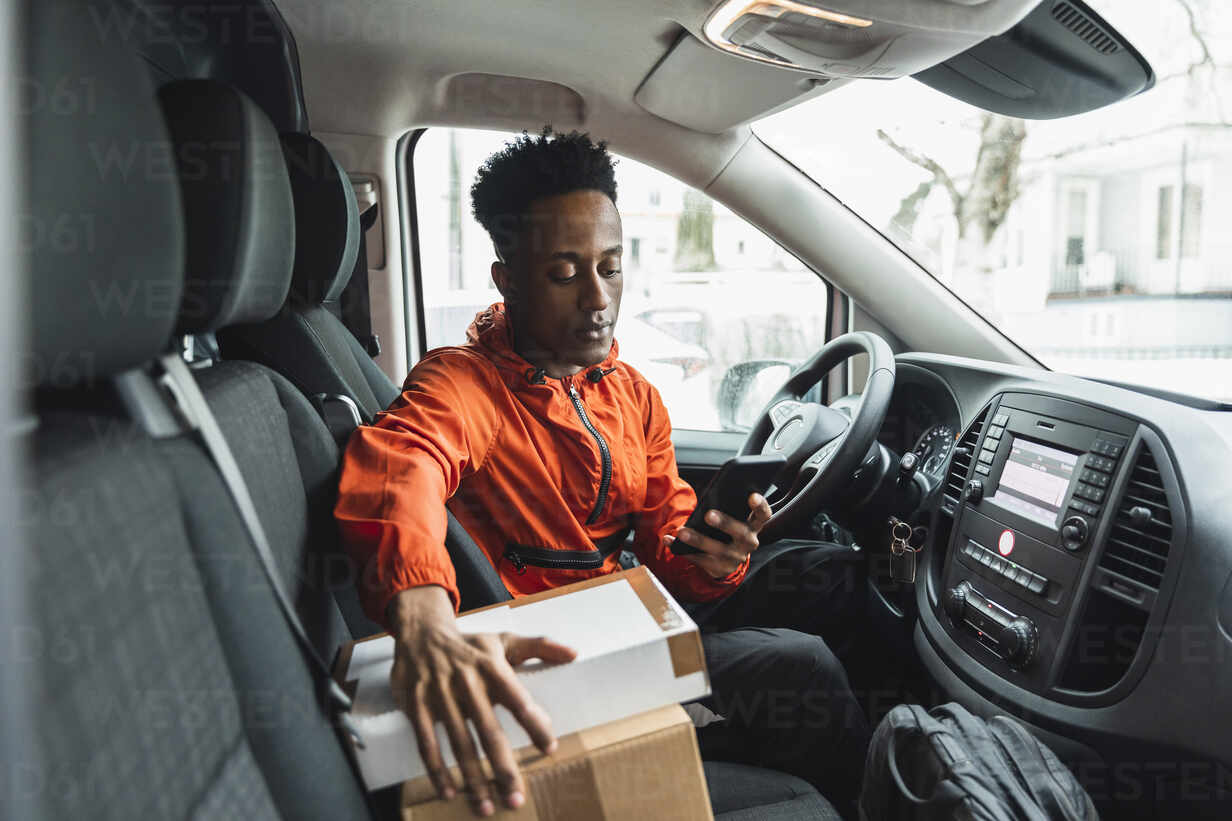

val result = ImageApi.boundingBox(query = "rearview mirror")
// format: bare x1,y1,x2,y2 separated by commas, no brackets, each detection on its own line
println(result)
718,360,793,432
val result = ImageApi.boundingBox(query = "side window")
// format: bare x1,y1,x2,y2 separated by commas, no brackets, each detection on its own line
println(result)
412,128,831,432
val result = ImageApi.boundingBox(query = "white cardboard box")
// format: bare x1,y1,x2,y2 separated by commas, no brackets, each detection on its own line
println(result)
334,567,711,791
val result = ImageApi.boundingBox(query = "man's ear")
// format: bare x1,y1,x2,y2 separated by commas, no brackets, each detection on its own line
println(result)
492,260,517,304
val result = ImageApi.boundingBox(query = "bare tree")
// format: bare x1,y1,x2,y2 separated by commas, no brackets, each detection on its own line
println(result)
674,189,717,272
877,0,1224,277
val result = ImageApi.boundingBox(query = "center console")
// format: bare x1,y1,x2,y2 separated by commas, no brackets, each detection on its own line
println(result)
932,392,1180,704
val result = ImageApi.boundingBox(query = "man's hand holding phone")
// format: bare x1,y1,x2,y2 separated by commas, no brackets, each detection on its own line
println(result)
387,586,576,817
667,492,773,578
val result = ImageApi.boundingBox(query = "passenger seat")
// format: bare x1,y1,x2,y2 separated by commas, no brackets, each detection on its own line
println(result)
22,5,371,819
216,132,399,438
157,78,382,645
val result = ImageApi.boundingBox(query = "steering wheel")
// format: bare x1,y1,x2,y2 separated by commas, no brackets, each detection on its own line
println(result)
740,331,896,541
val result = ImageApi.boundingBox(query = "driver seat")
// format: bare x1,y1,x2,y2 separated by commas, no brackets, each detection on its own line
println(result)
213,131,512,611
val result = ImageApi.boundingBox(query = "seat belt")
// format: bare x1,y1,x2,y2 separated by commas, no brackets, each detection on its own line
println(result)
339,202,381,358
151,352,365,748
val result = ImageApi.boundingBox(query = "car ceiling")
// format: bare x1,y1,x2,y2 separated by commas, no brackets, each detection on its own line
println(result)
279,0,753,183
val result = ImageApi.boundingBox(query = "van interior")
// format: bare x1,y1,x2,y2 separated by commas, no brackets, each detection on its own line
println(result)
8,0,1232,819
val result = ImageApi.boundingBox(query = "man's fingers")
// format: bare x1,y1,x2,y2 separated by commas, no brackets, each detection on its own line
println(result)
504,635,577,667
406,695,456,800
677,526,750,564
488,667,558,754
460,672,526,810
438,690,495,817
747,493,772,530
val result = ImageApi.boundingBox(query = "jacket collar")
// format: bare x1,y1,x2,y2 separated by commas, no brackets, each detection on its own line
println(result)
465,302,619,388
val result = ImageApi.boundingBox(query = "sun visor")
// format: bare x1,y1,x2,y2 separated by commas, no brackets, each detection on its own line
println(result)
635,33,838,134
914,0,1155,119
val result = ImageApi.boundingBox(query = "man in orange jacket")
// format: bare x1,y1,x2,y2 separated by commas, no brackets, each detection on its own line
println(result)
336,129,869,817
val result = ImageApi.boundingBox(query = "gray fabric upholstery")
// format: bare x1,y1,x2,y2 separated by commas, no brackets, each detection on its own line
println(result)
159,80,295,334
25,0,184,384
221,304,388,420
22,414,280,821
705,761,841,820
191,360,375,652
281,133,361,305
158,436,372,820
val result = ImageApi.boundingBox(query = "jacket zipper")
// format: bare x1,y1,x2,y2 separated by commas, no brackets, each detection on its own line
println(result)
504,544,606,573
565,380,612,525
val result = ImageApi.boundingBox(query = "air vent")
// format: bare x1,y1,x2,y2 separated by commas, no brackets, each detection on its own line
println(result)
1051,2,1121,55
1099,444,1173,591
944,406,988,500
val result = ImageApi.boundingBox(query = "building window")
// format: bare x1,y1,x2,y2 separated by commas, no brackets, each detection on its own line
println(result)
737,240,745,255
1180,184,1202,258
649,189,661,207
1156,185,1174,260
630,237,641,268
1064,189,1087,270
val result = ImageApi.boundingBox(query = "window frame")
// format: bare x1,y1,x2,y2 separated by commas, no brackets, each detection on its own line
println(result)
400,125,845,433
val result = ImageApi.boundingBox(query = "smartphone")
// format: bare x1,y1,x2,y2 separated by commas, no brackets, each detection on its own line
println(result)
671,454,787,555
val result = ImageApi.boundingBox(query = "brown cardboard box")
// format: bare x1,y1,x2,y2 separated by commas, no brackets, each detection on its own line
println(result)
333,567,711,791
400,704,713,821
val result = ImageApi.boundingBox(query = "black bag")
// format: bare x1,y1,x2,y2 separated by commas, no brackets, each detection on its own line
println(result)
860,702,1098,821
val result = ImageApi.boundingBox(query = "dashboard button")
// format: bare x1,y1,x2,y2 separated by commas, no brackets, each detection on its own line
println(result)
993,413,1009,427
989,556,1006,573
1012,567,1032,587
1027,574,1048,595
978,450,995,465
986,425,1004,440
975,464,991,476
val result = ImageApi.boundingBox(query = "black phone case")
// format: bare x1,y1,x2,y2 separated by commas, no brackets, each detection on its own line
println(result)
671,454,786,555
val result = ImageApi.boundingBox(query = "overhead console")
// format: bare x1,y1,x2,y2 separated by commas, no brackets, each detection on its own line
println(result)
929,392,1185,706
698,0,1040,79
639,0,1041,133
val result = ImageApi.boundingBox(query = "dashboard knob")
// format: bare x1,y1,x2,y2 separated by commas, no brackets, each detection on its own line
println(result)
963,479,984,503
1003,616,1039,668
1061,515,1089,551
944,581,971,622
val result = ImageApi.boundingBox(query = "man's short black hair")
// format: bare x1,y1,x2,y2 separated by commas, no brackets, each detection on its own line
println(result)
470,127,618,258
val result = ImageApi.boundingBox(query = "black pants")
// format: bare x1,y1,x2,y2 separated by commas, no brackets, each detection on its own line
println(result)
686,540,872,816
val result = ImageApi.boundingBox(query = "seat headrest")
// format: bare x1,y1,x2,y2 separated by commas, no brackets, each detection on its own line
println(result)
25,0,185,386
158,80,295,334
281,134,361,305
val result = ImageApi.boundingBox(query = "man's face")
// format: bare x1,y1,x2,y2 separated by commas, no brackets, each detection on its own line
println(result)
494,189,623,378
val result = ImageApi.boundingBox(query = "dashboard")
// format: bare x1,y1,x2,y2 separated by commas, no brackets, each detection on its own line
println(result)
880,354,1232,817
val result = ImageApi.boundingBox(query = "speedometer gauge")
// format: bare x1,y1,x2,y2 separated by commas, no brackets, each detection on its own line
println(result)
914,424,956,476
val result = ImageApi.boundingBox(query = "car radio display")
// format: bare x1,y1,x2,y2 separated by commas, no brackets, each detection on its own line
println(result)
990,437,1078,528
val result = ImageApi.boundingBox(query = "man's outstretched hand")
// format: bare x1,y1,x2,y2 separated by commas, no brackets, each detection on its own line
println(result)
667,492,772,578
387,586,576,817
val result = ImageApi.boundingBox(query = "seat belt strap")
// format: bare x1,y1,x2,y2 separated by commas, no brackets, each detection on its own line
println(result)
155,353,364,747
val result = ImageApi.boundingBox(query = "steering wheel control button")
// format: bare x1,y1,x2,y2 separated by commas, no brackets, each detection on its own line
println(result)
1061,515,1089,551
997,529,1015,556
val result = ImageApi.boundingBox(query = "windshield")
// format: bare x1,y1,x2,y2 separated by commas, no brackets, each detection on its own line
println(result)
756,0,1232,403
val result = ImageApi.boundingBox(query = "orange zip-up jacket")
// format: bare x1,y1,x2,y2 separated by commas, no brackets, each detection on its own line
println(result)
336,303,748,623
